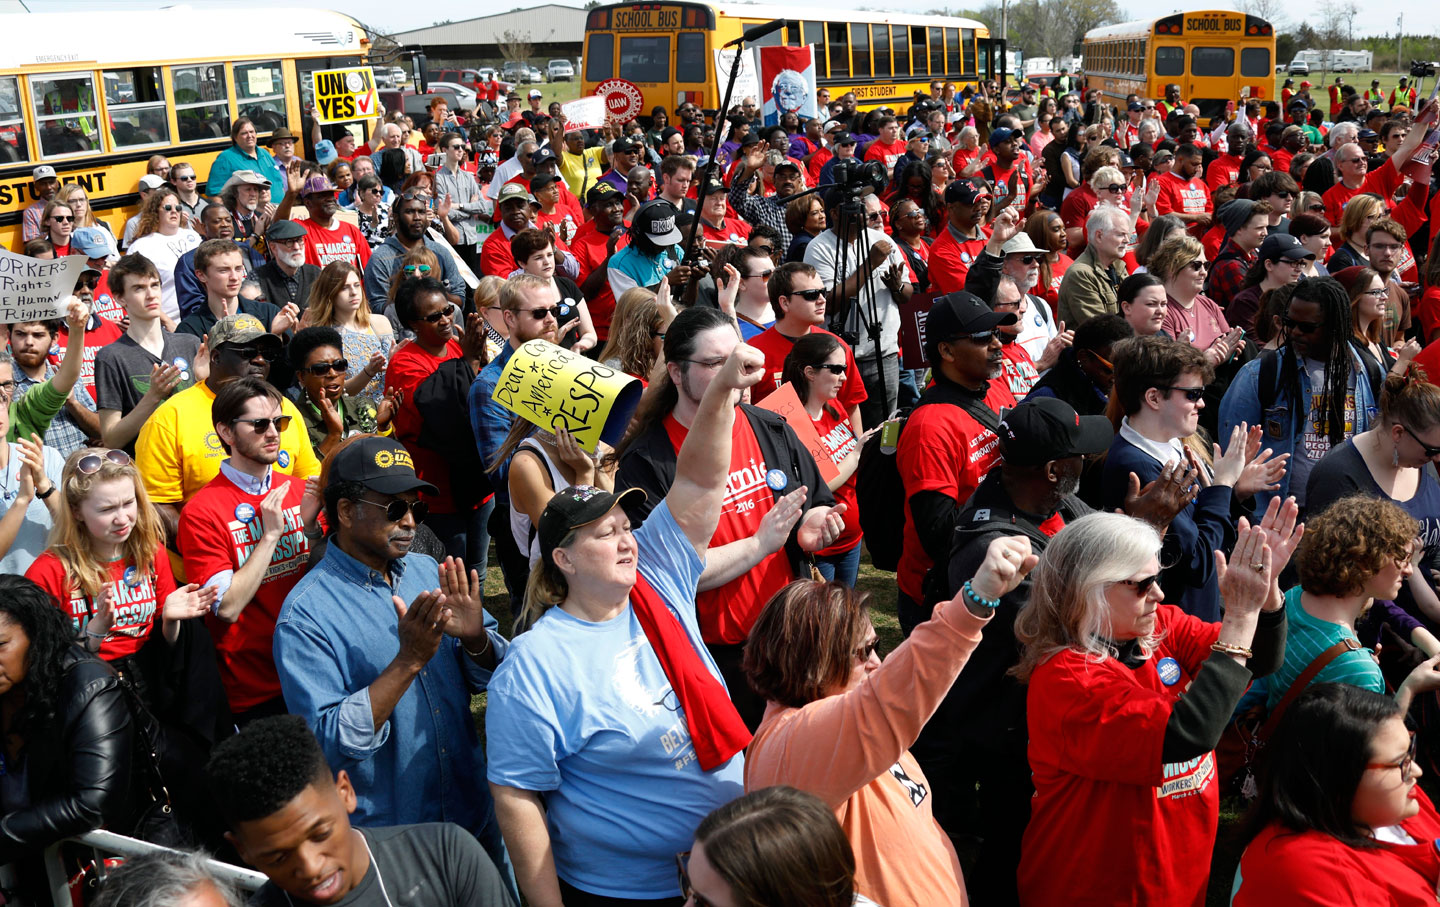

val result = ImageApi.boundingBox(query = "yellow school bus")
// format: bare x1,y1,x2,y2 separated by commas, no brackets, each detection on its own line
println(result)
0,7,374,251
582,2,1002,116
1083,10,1275,126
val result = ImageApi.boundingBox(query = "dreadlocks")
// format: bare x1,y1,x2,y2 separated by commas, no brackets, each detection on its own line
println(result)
1285,276,1355,447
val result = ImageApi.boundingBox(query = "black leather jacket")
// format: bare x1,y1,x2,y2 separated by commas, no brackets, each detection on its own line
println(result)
0,647,135,860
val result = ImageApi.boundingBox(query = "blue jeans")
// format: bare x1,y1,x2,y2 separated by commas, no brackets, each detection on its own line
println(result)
423,496,494,577
814,542,862,587
897,367,925,410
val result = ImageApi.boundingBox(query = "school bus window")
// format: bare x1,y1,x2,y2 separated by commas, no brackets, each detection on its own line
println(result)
911,26,929,75
872,25,891,77
235,61,287,131
962,29,975,74
803,22,826,75
928,27,943,75
1155,45,1184,76
785,22,801,46
0,77,27,164
852,23,871,77
172,64,231,143
31,74,99,158
619,36,670,82
944,28,960,74
892,25,911,75
750,24,783,46
676,33,706,82
828,23,849,77
1241,47,1271,77
1192,46,1234,77
105,67,169,149
586,34,615,81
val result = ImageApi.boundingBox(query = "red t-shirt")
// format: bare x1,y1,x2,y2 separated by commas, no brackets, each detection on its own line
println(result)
178,471,311,712
27,547,176,660
1416,286,1440,344
1271,147,1295,174
807,146,832,186
1039,253,1072,315
701,214,752,248
895,380,1015,602
928,224,991,294
747,325,867,412
54,317,124,404
985,159,1030,211
570,218,629,340
998,341,1040,398
1060,184,1098,256
386,339,465,515
535,207,581,246
1154,172,1213,223
91,270,124,325
1020,604,1222,907
664,413,792,645
302,219,372,270
864,139,907,170
812,403,861,555
1324,162,1402,226
480,227,518,278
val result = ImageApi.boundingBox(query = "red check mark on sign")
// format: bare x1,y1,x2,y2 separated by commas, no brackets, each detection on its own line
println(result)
357,93,373,115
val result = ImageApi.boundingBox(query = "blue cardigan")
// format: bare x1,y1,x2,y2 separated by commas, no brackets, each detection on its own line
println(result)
1101,433,1237,623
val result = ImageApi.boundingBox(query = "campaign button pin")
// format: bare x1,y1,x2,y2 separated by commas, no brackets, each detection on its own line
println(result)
765,469,788,491
234,503,256,523
122,565,140,587
1156,656,1181,686
277,450,291,468
172,358,188,370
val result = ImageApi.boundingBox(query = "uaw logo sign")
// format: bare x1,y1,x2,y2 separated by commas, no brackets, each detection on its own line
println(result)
373,447,414,470
596,78,643,124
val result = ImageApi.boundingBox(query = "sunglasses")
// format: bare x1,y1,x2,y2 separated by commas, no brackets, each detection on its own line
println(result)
176,174,197,181
356,497,429,523
811,363,846,375
791,288,825,301
1009,254,1040,265
77,274,100,290
1100,184,1125,193
76,449,132,475
160,204,180,212
1186,260,1208,272
231,415,293,433
403,264,432,274
951,330,998,344
522,305,566,321
744,269,775,280
1273,191,1296,199
48,214,73,222
1162,385,1206,402
676,853,716,907
420,306,455,324
222,343,280,362
853,638,879,661
1403,423,1440,458
301,358,349,376
1282,314,1324,334
1118,573,1161,595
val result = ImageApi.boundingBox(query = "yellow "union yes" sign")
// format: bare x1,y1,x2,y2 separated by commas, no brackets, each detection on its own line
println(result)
313,66,378,124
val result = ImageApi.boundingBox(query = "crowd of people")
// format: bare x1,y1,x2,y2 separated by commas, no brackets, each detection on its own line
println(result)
11,68,1440,907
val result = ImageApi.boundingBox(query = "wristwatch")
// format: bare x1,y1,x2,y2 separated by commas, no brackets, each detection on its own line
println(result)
35,484,56,500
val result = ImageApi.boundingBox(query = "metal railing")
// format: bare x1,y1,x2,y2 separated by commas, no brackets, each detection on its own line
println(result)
36,830,267,907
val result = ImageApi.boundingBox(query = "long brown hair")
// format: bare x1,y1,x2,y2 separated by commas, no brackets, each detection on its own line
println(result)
47,448,165,602
308,260,371,329
1344,266,1384,345
597,287,665,379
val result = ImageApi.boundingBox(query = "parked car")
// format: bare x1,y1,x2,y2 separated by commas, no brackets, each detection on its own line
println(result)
428,81,478,110
391,66,408,85
1288,60,1310,75
529,66,544,83
547,59,574,81
431,68,481,86
377,89,461,128
502,61,529,83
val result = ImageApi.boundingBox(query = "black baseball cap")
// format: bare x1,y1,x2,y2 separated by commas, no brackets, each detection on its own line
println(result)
998,397,1113,466
530,172,560,193
831,131,857,146
328,437,438,496
924,291,1016,359
537,484,646,565
944,178,990,206
586,182,621,206
697,178,727,198
1260,232,1315,262
612,137,641,155
634,199,682,245
530,147,558,166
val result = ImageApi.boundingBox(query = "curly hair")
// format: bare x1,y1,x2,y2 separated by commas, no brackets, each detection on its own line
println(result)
132,189,181,242
205,715,332,824
1295,495,1417,597
0,575,77,739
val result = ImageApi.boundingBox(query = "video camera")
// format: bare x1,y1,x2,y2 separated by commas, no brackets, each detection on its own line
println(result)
1411,60,1437,79
828,158,890,209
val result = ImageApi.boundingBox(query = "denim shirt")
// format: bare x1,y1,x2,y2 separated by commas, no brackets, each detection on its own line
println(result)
363,235,466,309
1219,344,1377,514
470,341,518,504
274,541,508,835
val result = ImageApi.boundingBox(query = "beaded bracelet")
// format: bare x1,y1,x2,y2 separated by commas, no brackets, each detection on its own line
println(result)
962,580,1000,612
1211,641,1253,659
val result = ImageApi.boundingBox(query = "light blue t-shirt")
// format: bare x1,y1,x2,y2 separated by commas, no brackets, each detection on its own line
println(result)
485,499,745,899
0,444,65,575
1266,585,1384,710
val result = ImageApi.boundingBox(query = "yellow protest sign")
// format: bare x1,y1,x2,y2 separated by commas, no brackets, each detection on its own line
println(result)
313,66,378,124
491,339,643,453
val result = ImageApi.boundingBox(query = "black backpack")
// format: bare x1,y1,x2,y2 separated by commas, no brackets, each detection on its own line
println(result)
412,357,494,512
854,385,1002,573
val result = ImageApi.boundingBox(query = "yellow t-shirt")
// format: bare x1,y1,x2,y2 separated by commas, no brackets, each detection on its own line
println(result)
560,147,605,200
136,382,321,505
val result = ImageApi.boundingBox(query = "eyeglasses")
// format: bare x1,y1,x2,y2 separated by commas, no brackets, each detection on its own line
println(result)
0,380,14,399
231,415,293,434
676,853,716,907
1100,184,1125,193
48,214,73,222
1362,287,1390,299
1163,385,1206,402
1366,731,1418,782
301,358,349,376
1186,260,1209,272
403,264,432,274
1009,254,1040,265
1282,314,1325,334
744,269,774,280
791,288,825,302
221,343,280,362
420,306,456,324
1117,573,1161,595
76,449,132,475
680,356,729,370
521,305,565,321
160,204,180,213
355,496,429,523
1402,423,1440,458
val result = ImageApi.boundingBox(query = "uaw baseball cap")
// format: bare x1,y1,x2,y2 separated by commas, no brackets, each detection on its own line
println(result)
210,313,280,353
945,178,990,206
71,227,111,258
923,291,1016,359
329,436,438,496
612,136,641,155
586,182,621,206
496,182,537,207
998,397,1114,466
634,199,682,245
537,484,646,565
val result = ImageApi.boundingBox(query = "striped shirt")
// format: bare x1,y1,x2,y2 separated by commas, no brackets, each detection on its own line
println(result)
1266,585,1385,710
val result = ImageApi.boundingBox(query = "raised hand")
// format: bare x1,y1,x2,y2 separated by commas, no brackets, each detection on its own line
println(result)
797,502,848,552
272,302,300,335
1253,494,1304,578
394,589,450,670
1216,519,1272,617
143,361,184,405
969,535,1039,603
552,426,597,483
1123,460,1200,531
437,556,487,644
258,486,289,538
162,582,217,622
1210,422,1249,489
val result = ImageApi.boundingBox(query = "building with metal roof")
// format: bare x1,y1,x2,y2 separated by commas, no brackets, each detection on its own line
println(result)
393,5,586,70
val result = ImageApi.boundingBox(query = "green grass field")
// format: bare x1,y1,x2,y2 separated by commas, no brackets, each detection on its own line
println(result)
1275,69,1436,102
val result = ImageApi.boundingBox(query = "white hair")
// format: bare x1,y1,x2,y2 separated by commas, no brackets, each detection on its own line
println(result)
1086,204,1129,240
1090,166,1124,189
93,851,241,907
1329,121,1359,149
1138,120,1160,143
